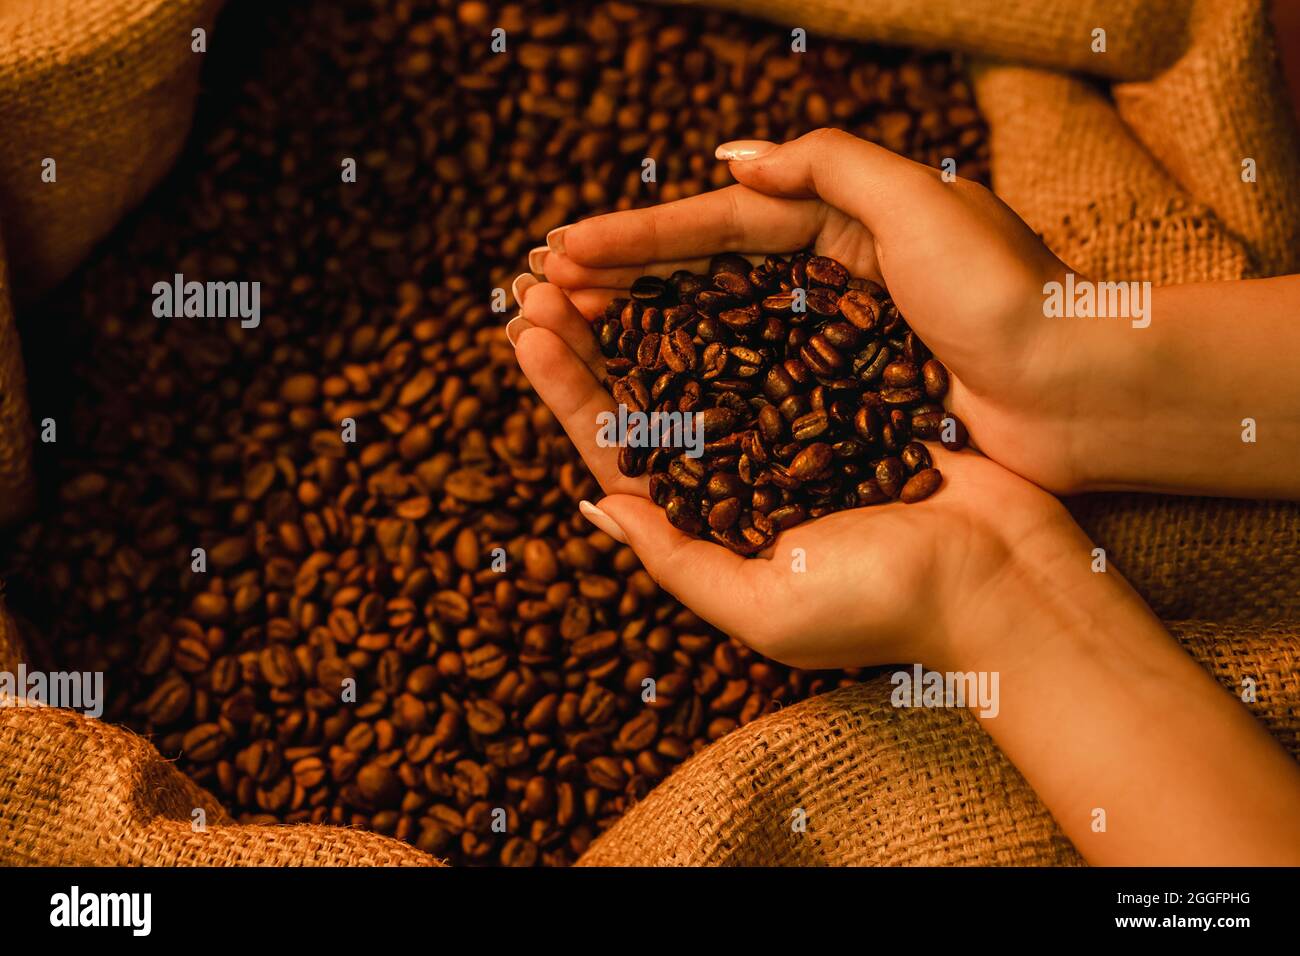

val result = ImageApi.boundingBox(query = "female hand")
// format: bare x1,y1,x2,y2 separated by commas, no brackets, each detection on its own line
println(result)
510,281,1089,673
528,128,1092,495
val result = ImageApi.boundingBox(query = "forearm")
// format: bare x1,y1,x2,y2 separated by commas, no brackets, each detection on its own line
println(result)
952,526,1300,865
1069,276,1300,498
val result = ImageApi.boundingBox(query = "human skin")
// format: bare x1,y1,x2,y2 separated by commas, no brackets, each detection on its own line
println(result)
510,129,1300,864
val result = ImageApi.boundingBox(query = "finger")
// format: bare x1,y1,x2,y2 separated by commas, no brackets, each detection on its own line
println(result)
567,288,626,322
719,129,953,239
554,185,824,267
513,327,647,497
588,494,770,637
517,282,604,379
541,253,719,290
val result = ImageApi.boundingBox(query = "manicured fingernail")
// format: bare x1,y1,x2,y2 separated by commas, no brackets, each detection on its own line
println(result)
512,273,538,305
527,245,548,274
579,500,628,544
505,314,533,347
546,225,570,255
715,140,777,161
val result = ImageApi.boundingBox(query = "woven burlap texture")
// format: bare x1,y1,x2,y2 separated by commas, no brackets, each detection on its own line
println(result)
580,621,1300,865
1,0,1297,867
0,0,224,297
0,0,222,526
0,603,436,866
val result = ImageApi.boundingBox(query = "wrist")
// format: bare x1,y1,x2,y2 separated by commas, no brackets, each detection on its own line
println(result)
933,502,1155,675
1049,279,1171,495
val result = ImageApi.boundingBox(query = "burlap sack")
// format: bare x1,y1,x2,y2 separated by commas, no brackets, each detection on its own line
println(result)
0,0,224,297
0,0,223,525
0,603,437,866
2,0,1298,867
581,621,1300,865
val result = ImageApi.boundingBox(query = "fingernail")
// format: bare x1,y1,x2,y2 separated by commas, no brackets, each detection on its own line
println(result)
505,314,533,347
512,273,538,306
546,225,570,255
715,140,777,161
527,245,548,274
579,499,629,544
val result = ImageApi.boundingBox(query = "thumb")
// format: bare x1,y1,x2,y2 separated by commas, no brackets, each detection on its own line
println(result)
579,495,760,638
716,128,950,237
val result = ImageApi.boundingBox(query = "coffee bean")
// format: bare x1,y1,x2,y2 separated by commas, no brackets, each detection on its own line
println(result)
707,497,742,532
143,678,192,726
806,256,849,290
630,275,667,301
660,328,697,373
182,723,226,763
883,361,920,388
900,441,933,474
875,457,906,498
356,762,402,809
789,442,834,482
586,755,628,792
900,468,943,503
921,359,949,399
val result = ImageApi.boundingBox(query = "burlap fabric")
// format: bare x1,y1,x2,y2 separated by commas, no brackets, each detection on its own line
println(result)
581,622,1300,866
2,0,1298,867
0,602,434,865
0,0,223,524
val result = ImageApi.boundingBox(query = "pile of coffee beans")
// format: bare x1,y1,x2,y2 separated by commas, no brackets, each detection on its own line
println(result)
0,0,988,865
606,253,961,554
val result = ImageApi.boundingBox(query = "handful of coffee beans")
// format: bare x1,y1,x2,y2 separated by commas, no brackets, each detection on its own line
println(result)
602,253,966,555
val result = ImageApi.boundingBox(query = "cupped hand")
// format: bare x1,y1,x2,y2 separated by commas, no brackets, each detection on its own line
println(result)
510,283,1087,673
529,128,1091,494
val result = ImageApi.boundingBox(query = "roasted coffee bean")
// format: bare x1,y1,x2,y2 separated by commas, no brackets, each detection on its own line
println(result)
875,457,906,498
618,445,647,478
660,328,697,373
791,409,830,441
711,252,754,277
665,497,703,533
939,413,970,450
855,479,891,505
838,290,882,331
707,497,742,532
768,504,809,531
789,443,834,482
630,275,668,301
706,473,747,500
922,359,949,399
806,256,849,290
182,723,226,763
881,386,925,404
900,468,943,503
612,377,649,414
900,441,933,474
883,361,919,387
